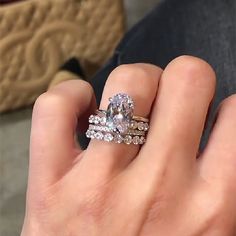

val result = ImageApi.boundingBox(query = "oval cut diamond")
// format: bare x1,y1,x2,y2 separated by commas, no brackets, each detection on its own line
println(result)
106,93,134,134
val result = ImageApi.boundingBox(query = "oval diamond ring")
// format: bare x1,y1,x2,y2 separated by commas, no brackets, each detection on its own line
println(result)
85,93,149,145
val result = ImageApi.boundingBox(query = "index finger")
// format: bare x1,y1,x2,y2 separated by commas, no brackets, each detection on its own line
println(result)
29,79,96,190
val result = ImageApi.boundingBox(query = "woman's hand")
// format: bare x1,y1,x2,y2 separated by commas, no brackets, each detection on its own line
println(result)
21,56,236,236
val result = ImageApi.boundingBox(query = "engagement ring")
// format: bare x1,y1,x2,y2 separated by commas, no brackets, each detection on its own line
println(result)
85,93,149,145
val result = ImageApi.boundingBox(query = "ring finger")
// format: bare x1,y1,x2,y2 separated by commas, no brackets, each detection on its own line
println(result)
80,63,162,177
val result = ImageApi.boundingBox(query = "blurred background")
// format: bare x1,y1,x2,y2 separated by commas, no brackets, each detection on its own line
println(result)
0,0,159,235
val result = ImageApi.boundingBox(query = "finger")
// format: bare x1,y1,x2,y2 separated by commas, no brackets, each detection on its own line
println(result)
30,80,96,189
81,64,162,177
131,56,215,182
198,95,236,194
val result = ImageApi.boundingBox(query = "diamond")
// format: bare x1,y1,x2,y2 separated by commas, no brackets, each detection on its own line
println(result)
133,136,139,145
138,122,145,131
86,130,91,138
114,134,123,143
88,115,95,123
106,93,134,134
95,131,103,140
124,135,132,144
90,130,96,139
86,130,95,139
94,116,100,124
104,133,114,142
104,127,109,132
100,116,106,125
139,136,146,144
144,123,149,131
130,120,138,129
89,124,94,129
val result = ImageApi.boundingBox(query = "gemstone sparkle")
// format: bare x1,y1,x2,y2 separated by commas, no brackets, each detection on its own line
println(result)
114,134,123,143
95,131,103,140
106,93,134,134
124,135,132,144
104,133,114,142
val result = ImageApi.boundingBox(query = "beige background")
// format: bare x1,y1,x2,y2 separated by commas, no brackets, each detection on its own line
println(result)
0,1,159,235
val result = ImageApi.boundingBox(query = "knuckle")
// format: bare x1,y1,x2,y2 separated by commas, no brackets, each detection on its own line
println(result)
108,64,157,91
220,94,236,114
30,185,59,216
77,185,113,222
52,78,92,91
74,80,95,101
167,55,216,89
34,92,65,112
174,55,213,73
200,188,233,231
206,203,229,231
34,92,48,108
144,194,166,224
34,80,94,113
78,195,105,221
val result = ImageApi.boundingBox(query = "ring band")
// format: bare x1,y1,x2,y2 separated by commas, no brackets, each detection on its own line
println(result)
85,93,149,145
89,124,146,136
88,114,149,132
86,129,146,145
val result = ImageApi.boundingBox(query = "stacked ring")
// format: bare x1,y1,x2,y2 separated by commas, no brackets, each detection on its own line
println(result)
85,93,149,145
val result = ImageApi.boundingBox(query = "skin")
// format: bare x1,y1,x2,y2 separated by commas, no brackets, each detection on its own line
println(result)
21,56,236,236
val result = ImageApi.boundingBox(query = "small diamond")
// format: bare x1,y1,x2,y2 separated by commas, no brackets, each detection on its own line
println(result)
86,129,91,138
104,127,109,132
133,136,139,145
88,115,95,123
139,136,146,144
94,116,100,124
89,124,94,129
86,130,95,139
144,123,149,131
127,130,132,135
95,131,103,140
124,135,132,144
90,130,96,139
114,134,123,143
104,133,113,142
100,116,106,125
138,122,145,131
130,120,138,129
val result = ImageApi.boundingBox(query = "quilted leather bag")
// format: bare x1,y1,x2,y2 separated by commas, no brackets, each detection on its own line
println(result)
0,0,125,112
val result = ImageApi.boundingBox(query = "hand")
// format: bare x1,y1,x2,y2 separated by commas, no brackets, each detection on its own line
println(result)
21,56,236,236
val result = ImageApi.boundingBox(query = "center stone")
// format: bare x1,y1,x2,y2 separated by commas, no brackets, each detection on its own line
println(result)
106,93,134,134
